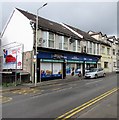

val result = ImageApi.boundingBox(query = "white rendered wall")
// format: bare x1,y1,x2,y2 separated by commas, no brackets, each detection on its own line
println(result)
1,8,34,52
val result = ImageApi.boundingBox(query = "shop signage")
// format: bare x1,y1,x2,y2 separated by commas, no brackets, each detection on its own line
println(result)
52,54,64,59
38,51,100,63
67,60,83,63
41,59,64,63
85,61,96,64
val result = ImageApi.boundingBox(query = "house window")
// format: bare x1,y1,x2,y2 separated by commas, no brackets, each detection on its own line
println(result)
58,35,63,49
86,41,89,53
104,62,108,68
107,48,110,55
48,32,54,48
63,37,68,50
42,31,47,47
93,43,96,54
89,42,92,53
77,41,81,52
97,44,99,54
113,49,115,55
101,46,105,54
114,62,116,67
73,41,76,51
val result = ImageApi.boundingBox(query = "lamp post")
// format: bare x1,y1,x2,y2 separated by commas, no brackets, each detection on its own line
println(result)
35,3,47,86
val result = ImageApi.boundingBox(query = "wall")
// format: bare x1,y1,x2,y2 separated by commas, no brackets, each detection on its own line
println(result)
1,8,34,52
23,51,32,74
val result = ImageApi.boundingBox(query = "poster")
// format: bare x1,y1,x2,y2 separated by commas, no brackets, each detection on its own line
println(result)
2,45,22,69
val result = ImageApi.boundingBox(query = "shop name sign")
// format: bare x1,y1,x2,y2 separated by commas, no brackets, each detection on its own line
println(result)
53,54,64,59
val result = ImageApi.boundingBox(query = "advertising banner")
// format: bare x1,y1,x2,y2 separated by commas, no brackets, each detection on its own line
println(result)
2,45,23,69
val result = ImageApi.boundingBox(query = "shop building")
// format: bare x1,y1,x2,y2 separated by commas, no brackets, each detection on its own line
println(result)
1,8,101,83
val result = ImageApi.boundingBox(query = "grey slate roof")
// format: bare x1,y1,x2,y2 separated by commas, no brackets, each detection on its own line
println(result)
66,24,111,46
16,8,111,47
16,8,81,40
65,24,101,43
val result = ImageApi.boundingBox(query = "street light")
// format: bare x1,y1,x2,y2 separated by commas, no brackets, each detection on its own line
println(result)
35,3,47,86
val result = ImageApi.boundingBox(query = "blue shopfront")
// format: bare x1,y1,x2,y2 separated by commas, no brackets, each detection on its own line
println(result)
37,48,101,81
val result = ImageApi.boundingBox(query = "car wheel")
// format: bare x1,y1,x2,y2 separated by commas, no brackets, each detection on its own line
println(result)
95,74,98,78
103,73,106,77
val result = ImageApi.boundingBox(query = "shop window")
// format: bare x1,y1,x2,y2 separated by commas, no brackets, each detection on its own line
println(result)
104,62,108,68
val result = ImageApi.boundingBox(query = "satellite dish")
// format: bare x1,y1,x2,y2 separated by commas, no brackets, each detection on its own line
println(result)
69,37,75,44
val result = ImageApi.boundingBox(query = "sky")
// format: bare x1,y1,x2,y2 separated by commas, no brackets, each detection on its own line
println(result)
0,0,118,37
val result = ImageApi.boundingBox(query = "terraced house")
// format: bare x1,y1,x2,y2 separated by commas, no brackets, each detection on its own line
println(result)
88,31,118,72
1,8,101,83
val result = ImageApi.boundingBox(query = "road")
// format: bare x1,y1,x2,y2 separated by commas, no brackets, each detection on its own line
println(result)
2,73,118,119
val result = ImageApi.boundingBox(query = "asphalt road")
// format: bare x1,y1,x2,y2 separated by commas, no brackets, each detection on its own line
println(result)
2,73,118,119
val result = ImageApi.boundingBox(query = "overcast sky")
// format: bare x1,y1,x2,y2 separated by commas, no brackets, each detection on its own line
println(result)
0,1,118,37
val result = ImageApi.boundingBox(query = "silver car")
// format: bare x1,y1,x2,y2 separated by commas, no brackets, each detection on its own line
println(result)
85,68,106,78
115,68,119,73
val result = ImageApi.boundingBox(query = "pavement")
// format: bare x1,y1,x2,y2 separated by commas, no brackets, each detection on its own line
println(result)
0,75,82,93
0,72,116,93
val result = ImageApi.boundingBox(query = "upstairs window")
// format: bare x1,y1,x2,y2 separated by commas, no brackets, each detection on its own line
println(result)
101,46,105,54
77,41,81,52
63,37,68,50
113,49,116,55
48,32,54,48
114,62,116,67
97,44,100,54
107,48,110,55
93,43,96,54
42,31,47,47
72,41,76,51
58,36,63,49
89,42,92,54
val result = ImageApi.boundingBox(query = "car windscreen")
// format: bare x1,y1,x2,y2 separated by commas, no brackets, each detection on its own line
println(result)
89,68,98,72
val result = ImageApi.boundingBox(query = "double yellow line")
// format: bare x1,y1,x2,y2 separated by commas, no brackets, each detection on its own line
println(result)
55,87,118,120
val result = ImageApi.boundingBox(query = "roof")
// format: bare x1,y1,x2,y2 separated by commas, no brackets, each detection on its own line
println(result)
16,8,111,47
16,8,81,40
64,24,111,47
88,31,103,36
107,36,116,40
65,24,100,43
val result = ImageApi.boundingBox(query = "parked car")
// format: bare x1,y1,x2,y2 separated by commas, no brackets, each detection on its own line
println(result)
115,68,119,73
85,68,106,79
75,67,94,77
